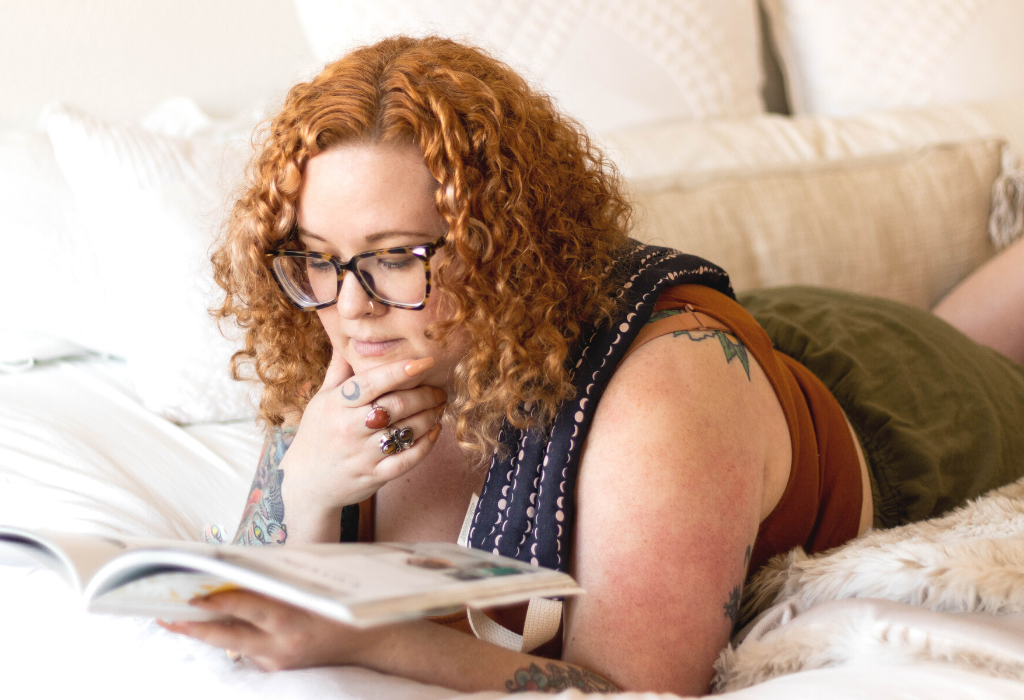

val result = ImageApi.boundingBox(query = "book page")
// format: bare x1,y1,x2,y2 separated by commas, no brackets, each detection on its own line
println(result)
0,528,209,591
213,542,540,604
86,542,579,626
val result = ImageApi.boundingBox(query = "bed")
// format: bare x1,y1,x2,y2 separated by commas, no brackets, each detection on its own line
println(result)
2,2,1024,698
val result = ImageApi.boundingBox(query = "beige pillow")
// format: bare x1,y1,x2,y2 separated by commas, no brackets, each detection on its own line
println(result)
630,139,1004,309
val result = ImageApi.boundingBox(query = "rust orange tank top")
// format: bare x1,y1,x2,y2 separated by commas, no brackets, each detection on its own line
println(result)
630,284,863,574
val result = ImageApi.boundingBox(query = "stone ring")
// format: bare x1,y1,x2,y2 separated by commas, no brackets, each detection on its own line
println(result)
379,426,415,456
365,402,391,430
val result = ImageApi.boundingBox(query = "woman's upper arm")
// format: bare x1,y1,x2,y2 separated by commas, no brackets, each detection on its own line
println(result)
563,331,774,694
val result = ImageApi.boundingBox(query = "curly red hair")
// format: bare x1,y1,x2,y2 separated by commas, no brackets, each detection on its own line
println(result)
213,36,632,465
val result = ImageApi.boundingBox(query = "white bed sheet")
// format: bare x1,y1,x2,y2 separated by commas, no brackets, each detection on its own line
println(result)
4,559,1023,700
0,357,260,540
1,358,1022,699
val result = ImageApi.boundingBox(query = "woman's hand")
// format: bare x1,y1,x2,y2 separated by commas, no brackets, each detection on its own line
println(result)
158,591,387,671
278,351,448,542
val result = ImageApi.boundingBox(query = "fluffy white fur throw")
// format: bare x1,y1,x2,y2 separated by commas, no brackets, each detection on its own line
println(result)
713,476,1024,692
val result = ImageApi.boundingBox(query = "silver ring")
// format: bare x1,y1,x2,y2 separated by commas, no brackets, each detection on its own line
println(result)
379,426,415,456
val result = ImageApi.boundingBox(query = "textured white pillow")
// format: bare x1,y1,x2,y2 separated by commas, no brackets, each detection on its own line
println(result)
292,0,766,134
0,130,107,362
763,0,1024,116
44,106,259,423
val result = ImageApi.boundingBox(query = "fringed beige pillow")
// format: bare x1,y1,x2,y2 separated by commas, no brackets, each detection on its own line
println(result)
630,139,1009,309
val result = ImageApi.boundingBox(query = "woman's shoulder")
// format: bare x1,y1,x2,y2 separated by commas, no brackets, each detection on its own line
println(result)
588,328,772,462
581,325,792,521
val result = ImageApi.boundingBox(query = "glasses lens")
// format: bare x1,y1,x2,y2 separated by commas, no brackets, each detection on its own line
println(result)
272,255,339,307
355,253,428,306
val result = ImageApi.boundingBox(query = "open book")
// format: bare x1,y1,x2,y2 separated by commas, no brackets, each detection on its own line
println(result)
0,527,581,627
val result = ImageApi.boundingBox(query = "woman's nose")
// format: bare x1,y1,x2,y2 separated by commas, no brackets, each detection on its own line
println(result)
335,272,377,319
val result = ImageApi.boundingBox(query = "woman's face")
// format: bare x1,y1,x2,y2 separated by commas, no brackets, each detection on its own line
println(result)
295,142,460,387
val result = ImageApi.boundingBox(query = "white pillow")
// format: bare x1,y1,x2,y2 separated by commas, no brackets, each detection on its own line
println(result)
292,0,766,134
0,332,91,373
601,102,1004,181
763,0,1024,116
44,106,259,423
0,130,108,362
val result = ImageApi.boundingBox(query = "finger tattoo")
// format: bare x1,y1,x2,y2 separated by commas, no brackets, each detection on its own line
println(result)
341,381,361,401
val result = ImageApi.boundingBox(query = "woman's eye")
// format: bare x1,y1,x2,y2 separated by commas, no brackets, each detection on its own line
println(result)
307,260,335,274
377,256,415,271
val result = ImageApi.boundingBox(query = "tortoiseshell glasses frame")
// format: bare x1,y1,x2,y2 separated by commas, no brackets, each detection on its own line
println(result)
265,235,447,311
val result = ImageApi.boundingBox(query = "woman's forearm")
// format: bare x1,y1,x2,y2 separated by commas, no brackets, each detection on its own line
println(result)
232,426,342,545
360,620,618,694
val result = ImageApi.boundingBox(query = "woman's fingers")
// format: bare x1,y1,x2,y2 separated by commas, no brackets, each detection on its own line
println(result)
331,356,436,407
158,617,264,651
368,385,447,429
364,401,444,451
371,417,444,483
192,590,278,628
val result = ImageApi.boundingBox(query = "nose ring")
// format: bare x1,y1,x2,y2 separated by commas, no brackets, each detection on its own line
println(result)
367,299,375,314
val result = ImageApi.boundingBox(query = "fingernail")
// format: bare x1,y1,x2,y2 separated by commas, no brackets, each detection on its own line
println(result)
435,401,447,418
432,387,447,404
428,424,442,442
405,357,435,376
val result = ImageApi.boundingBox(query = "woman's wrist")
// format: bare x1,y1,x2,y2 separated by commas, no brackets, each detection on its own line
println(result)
278,482,344,543
345,618,620,694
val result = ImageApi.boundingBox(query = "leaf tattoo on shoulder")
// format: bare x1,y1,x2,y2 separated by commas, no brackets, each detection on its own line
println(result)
673,330,751,381
232,426,295,545
648,308,685,324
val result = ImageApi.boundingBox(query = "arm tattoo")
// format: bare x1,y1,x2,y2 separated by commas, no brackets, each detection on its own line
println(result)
724,545,752,629
723,584,742,629
232,426,295,545
506,662,618,694
647,309,751,380
673,330,751,381
341,380,360,400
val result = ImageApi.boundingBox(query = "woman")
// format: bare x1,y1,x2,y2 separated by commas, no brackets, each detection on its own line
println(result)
160,37,1024,694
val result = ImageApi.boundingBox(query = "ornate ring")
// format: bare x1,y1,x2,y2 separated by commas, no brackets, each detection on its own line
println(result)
395,426,415,450
379,426,415,456
364,402,391,430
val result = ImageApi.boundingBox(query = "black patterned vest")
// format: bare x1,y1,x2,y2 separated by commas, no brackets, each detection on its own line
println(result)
467,240,734,571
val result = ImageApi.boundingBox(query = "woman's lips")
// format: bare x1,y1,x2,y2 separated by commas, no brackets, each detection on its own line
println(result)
350,338,401,357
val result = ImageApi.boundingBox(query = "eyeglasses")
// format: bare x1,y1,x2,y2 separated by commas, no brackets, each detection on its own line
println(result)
265,236,446,311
